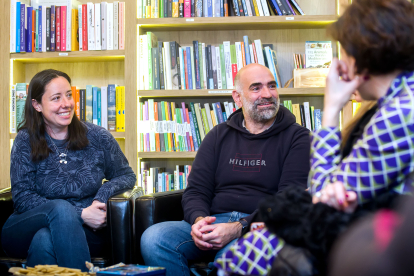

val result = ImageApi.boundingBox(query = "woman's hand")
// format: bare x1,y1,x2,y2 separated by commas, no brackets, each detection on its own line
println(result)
323,58,363,127
312,181,358,213
81,200,107,230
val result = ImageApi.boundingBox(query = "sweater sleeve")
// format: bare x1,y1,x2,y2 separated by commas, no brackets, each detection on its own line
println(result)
94,129,136,203
10,132,51,214
309,100,414,204
182,127,218,224
277,126,310,192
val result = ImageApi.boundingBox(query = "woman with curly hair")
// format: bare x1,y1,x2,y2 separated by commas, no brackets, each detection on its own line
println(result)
215,0,414,274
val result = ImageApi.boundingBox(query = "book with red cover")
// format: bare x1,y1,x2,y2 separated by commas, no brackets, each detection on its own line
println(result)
32,9,35,52
82,4,88,51
56,6,61,51
61,6,66,51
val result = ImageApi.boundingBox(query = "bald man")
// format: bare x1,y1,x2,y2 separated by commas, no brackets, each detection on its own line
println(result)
141,64,310,276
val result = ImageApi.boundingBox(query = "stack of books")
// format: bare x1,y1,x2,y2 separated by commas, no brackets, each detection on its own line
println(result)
10,0,126,53
139,33,282,91
139,162,192,194
282,100,321,131
138,0,304,18
10,83,125,133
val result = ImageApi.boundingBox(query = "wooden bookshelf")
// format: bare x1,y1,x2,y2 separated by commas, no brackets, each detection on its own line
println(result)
137,15,338,31
138,88,325,98
139,152,197,158
10,50,125,63
0,0,137,189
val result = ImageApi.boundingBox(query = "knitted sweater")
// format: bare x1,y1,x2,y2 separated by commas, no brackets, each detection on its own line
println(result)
10,122,136,216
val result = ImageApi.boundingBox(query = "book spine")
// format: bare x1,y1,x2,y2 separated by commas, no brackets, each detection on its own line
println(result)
159,42,165,89
80,89,86,121
193,41,201,89
148,99,156,151
245,0,253,16
268,0,282,15
82,4,87,51
97,88,101,126
26,7,32,53
116,87,122,131
219,44,227,89
93,87,98,125
153,102,161,152
108,85,117,131
94,3,101,51
176,43,182,89
303,102,312,131
188,112,199,151
170,41,178,90
61,6,66,51
35,9,39,52
179,47,186,89
10,0,16,53
289,0,305,15
101,2,107,50
78,5,82,51
87,3,95,50
186,47,193,89
189,103,202,145
275,0,288,15
107,3,114,50
215,46,222,89
260,0,270,15
31,9,35,52
183,48,189,89
119,2,125,50
10,85,16,133
284,0,296,14
184,0,191,17
65,0,71,51
56,6,61,51
153,47,160,89
114,2,119,49
147,33,155,90
15,3,21,53
86,85,93,123
281,0,293,15
20,4,25,52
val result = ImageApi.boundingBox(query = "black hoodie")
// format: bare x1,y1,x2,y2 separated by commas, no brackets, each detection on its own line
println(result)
182,105,310,228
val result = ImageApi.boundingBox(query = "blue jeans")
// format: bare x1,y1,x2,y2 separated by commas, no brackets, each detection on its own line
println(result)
1,200,109,272
141,211,250,276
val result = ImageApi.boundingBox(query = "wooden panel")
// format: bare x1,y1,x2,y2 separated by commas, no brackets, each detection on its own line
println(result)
124,0,138,176
12,59,26,84
138,15,337,31
138,88,325,97
10,50,125,63
149,29,337,88
23,60,125,88
0,0,10,188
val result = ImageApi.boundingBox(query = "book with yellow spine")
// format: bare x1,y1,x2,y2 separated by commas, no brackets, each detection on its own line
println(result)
71,9,78,51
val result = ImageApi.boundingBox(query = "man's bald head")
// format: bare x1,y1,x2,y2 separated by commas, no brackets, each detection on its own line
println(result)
234,64,275,93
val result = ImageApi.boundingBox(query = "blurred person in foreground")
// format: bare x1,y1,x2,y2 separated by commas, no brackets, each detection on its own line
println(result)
216,0,414,274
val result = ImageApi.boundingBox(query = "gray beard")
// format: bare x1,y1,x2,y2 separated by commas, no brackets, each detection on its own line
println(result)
242,96,280,123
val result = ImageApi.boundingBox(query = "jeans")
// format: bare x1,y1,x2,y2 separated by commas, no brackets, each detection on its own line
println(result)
141,211,250,276
1,200,109,272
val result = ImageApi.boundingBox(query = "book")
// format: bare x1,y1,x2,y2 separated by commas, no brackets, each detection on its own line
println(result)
96,264,166,276
85,85,93,123
15,83,27,129
10,85,16,133
305,41,332,68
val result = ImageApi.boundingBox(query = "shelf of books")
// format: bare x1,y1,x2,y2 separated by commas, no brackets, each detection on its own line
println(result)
138,87,324,97
137,15,338,31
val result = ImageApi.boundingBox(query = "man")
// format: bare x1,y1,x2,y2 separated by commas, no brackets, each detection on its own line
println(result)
141,64,310,276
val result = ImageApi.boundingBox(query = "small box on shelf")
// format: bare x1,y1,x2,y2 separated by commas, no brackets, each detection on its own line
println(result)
293,68,328,88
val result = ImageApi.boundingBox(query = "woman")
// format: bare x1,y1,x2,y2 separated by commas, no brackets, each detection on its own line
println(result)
216,0,414,274
1,69,136,271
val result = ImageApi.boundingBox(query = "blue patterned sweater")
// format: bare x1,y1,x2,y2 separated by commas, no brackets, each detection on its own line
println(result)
10,122,136,216
310,71,414,203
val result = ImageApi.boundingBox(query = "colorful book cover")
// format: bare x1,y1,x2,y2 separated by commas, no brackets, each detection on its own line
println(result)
26,6,33,52
97,88,102,126
92,86,98,125
188,111,199,151
20,3,25,52
10,85,16,133
305,41,332,68
80,89,86,121
101,86,108,130
186,47,193,90
189,102,202,145
71,8,78,51
46,7,50,51
35,9,39,52
61,5,66,51
193,41,201,89
15,83,27,129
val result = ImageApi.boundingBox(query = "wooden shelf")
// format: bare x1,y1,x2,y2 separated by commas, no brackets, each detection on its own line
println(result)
137,15,337,31
139,152,197,158
10,50,125,63
138,88,325,97
10,132,125,140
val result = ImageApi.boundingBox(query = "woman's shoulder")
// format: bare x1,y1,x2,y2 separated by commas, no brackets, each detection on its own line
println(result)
83,122,115,144
14,128,30,144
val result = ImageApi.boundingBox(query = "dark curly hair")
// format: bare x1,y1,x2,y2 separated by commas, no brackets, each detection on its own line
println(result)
260,186,403,275
328,0,414,75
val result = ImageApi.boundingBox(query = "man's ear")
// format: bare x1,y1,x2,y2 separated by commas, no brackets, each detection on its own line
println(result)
232,90,242,109
32,99,42,113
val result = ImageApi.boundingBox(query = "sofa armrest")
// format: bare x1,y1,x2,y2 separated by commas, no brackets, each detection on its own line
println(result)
0,188,14,258
107,186,144,265
134,190,184,263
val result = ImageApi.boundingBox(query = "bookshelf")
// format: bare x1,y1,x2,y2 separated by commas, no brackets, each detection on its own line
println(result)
137,0,351,173
0,0,138,189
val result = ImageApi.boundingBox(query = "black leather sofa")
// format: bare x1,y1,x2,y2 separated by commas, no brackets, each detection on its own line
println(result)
0,186,143,274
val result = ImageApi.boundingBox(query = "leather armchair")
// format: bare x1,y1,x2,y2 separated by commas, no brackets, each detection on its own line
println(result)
134,190,184,264
0,186,143,274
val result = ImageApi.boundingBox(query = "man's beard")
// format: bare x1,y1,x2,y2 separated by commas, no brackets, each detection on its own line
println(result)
241,96,280,123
